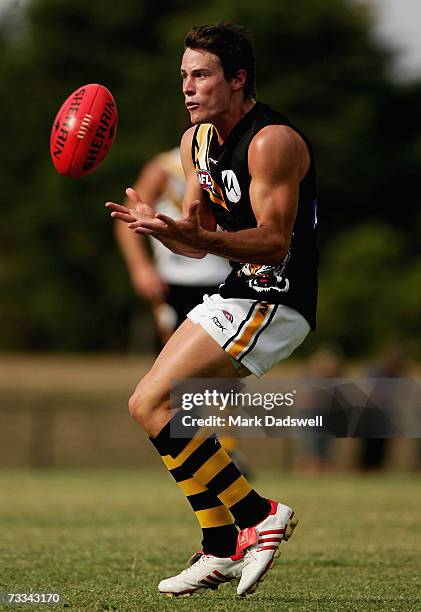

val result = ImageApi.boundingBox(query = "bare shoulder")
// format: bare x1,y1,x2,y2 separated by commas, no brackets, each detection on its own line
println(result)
179,126,197,174
250,124,307,157
180,126,197,154
249,124,310,180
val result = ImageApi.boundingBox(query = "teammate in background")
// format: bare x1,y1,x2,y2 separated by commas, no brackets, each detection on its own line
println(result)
107,22,318,597
115,148,230,345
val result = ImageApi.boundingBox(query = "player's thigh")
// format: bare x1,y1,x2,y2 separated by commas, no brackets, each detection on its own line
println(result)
150,318,237,379
136,319,238,403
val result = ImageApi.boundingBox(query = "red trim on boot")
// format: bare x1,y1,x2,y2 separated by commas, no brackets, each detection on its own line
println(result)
267,499,279,515
236,527,258,554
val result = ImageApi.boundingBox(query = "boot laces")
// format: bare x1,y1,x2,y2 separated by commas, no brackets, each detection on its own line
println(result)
183,554,213,575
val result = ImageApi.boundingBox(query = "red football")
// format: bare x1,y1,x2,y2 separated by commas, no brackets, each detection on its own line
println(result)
50,83,117,178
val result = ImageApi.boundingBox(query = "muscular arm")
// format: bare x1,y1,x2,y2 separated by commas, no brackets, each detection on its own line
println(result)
199,125,309,264
124,125,309,266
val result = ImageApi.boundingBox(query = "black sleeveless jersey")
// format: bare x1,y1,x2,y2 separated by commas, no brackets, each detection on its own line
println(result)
191,101,318,330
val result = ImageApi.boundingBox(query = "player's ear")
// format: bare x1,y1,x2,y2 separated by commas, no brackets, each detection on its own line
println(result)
230,69,246,92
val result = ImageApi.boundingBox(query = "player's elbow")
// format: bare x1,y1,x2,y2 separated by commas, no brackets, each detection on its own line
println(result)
190,250,206,259
263,251,286,265
181,249,207,259
263,237,289,265
256,225,290,264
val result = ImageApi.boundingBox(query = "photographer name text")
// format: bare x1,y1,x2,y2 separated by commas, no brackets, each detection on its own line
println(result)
181,415,323,428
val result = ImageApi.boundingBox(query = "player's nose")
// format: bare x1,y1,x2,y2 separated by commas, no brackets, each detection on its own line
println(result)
182,75,195,96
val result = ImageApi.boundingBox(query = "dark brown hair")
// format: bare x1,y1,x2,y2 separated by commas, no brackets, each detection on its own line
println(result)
185,22,256,99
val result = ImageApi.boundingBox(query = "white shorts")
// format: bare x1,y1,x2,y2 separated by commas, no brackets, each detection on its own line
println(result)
187,294,311,378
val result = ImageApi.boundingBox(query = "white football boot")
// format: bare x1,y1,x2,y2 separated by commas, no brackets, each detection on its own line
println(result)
158,553,244,597
236,500,299,596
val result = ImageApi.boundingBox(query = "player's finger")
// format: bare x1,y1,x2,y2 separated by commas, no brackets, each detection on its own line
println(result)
126,187,144,205
190,199,201,213
189,200,201,221
110,211,137,222
128,219,165,231
105,202,130,213
155,213,178,227
133,227,157,236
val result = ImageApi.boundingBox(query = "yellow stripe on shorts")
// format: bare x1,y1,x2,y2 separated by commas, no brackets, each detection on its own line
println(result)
227,304,274,359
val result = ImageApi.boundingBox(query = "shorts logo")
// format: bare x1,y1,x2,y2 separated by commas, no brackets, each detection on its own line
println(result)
196,169,213,189
222,170,241,203
211,316,227,332
222,310,233,323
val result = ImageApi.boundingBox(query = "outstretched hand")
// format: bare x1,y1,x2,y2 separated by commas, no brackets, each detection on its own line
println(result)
106,191,208,257
105,188,167,235
128,199,206,247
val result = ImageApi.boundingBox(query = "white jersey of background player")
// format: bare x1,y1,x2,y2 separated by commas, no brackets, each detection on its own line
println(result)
150,148,229,285
115,147,229,340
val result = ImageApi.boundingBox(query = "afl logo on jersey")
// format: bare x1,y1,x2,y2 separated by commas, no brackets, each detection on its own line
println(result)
222,170,241,203
196,169,213,189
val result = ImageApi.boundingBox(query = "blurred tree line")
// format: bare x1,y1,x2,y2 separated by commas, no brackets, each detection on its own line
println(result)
0,0,420,356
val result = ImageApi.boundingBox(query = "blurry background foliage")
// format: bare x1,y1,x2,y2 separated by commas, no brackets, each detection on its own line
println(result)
0,0,419,355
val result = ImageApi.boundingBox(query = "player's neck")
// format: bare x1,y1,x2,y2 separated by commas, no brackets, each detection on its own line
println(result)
214,98,256,144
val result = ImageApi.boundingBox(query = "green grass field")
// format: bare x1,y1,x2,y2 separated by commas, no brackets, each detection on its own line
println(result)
0,470,420,611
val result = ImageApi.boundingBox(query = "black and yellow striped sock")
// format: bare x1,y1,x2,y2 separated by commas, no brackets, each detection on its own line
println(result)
151,425,238,557
151,413,270,535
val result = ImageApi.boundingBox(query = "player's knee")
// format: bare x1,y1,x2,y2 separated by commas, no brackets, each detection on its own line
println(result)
128,383,161,428
128,389,148,426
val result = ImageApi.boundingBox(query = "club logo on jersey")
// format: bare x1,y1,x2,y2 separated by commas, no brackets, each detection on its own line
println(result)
196,169,213,189
238,248,291,294
221,170,241,203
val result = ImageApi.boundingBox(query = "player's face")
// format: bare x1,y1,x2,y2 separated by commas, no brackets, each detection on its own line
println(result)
181,48,233,124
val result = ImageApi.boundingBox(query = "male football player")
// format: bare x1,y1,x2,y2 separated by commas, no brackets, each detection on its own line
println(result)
106,22,318,597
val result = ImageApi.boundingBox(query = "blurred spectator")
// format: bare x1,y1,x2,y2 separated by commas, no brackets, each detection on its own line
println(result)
360,345,408,470
293,343,345,475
